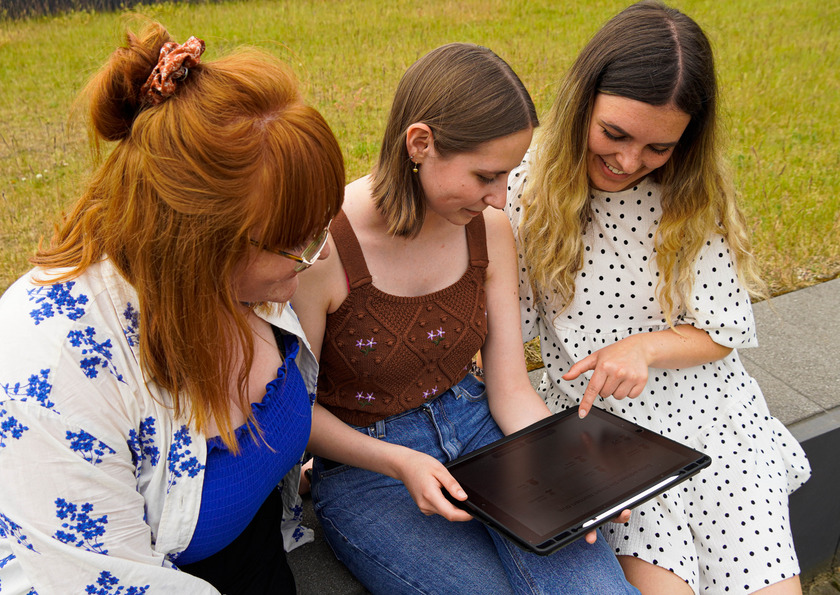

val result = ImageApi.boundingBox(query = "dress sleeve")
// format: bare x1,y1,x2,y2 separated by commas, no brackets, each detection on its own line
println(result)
0,397,220,594
682,234,758,349
505,156,540,343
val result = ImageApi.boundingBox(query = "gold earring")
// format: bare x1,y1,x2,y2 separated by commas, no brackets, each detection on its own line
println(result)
412,162,419,174
411,154,419,174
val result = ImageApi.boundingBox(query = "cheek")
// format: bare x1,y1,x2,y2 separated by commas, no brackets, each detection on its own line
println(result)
646,151,675,171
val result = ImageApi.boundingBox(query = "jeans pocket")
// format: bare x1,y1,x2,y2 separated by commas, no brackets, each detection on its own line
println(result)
457,375,487,402
313,456,351,479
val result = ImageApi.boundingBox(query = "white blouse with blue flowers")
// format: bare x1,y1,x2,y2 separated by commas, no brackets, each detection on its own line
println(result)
0,259,318,595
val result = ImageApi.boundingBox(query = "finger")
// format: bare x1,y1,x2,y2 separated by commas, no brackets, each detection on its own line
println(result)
562,355,595,381
578,373,605,418
584,529,598,544
610,509,632,524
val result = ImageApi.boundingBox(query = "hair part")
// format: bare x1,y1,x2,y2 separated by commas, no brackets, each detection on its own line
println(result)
521,0,765,326
32,20,345,450
372,43,539,237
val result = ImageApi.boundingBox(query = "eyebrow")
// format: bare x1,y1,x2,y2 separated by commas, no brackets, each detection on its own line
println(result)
600,120,681,147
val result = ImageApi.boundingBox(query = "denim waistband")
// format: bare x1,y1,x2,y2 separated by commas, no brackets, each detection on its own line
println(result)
354,373,485,440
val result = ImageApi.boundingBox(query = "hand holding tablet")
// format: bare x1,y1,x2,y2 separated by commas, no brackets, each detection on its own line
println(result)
443,406,711,554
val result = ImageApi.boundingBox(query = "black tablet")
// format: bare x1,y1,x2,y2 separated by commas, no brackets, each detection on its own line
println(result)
443,405,711,555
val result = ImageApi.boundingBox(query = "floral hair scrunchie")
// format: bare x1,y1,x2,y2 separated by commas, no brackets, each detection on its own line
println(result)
140,36,206,106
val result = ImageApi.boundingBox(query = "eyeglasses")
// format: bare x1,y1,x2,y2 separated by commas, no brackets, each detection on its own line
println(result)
249,221,331,272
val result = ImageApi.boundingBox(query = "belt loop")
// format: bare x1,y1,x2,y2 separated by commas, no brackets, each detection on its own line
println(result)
374,419,386,439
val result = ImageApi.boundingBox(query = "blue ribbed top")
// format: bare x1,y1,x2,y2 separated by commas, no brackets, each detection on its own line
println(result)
177,333,311,563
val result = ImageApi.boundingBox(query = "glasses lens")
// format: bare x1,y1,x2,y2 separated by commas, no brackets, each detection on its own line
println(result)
300,226,330,264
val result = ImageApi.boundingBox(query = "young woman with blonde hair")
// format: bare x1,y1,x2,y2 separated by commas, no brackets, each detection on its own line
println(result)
507,2,810,593
0,20,343,594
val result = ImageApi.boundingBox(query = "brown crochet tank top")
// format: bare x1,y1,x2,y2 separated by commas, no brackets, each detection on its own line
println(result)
316,209,489,427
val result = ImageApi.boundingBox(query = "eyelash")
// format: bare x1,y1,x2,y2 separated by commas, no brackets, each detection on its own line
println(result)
477,175,495,184
600,128,672,155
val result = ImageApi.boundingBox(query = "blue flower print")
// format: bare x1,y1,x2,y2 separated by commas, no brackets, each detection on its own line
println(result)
27,282,89,325
66,429,116,465
122,303,140,347
167,426,204,492
85,570,150,595
1,369,55,410
0,408,29,448
0,512,38,552
53,499,109,555
127,417,160,477
0,553,13,569
67,326,125,383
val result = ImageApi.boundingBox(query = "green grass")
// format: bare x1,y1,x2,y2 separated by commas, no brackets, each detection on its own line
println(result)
1,0,838,296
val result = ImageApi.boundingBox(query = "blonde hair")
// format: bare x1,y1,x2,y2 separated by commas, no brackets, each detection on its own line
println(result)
32,21,345,449
373,43,538,237
521,0,764,325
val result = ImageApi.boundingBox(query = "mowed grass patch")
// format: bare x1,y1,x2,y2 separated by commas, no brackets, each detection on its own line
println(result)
1,0,838,297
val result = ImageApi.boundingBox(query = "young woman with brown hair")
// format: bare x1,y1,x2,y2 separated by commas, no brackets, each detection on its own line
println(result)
292,43,638,595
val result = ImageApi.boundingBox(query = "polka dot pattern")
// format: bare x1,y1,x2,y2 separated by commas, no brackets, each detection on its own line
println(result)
506,153,811,592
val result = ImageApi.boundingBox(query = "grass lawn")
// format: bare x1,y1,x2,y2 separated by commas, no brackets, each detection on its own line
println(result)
1,0,838,297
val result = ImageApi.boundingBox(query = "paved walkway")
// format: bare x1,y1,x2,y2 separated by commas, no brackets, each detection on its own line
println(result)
288,278,840,594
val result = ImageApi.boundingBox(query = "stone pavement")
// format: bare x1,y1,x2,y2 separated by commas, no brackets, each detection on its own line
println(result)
288,278,840,594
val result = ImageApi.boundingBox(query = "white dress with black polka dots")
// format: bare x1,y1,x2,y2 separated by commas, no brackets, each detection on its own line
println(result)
506,155,811,593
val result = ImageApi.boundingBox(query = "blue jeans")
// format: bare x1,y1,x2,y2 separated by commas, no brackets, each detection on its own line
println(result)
311,375,639,595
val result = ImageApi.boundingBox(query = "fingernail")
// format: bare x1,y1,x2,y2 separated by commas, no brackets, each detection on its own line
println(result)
578,408,587,419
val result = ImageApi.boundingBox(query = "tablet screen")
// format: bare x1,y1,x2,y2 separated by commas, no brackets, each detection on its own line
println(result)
446,406,710,552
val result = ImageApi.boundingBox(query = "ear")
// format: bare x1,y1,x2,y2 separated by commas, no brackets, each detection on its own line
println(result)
405,123,434,163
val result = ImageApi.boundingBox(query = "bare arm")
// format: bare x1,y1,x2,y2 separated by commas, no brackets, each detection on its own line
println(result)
480,209,552,434
566,324,733,418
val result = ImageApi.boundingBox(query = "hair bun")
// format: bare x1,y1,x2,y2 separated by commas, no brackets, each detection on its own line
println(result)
84,22,173,142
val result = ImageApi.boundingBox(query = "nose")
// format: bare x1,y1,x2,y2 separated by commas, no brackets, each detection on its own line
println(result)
616,146,643,173
483,185,507,210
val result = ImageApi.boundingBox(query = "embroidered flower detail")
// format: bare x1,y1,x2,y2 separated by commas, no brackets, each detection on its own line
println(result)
0,512,38,552
0,408,29,448
427,328,445,345
84,570,150,594
67,326,125,383
1,368,55,410
0,553,14,568
356,338,377,355
354,392,375,407
167,426,204,492
127,417,161,477
421,386,439,400
54,499,109,555
27,282,89,325
66,429,116,466
122,302,140,347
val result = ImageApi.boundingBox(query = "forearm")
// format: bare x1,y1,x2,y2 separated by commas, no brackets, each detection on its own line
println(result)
307,401,411,479
639,324,732,369
487,387,552,435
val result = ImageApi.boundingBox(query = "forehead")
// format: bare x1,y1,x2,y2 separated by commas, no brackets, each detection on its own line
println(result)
592,94,690,141
446,127,534,170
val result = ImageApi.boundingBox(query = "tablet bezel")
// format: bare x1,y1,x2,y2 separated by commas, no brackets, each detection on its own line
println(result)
443,406,711,555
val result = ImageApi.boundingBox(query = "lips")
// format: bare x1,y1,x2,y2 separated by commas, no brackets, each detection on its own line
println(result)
601,157,627,176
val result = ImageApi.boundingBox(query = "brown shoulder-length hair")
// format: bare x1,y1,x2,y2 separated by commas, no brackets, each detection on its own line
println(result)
521,0,764,325
372,43,538,237
32,21,345,449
